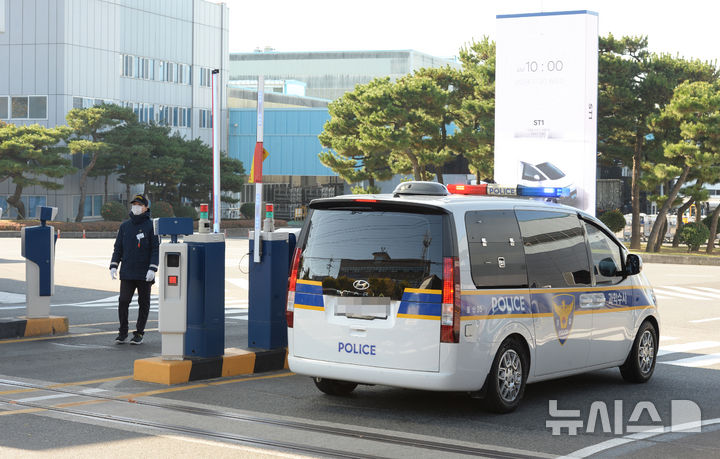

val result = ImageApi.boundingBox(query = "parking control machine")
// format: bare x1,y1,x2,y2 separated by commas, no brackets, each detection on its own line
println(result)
21,207,58,318
155,217,225,361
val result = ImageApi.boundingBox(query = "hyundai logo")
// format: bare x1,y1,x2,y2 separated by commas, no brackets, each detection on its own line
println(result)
353,279,370,291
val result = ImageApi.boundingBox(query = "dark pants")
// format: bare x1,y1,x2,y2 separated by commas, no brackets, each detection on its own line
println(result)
118,279,151,335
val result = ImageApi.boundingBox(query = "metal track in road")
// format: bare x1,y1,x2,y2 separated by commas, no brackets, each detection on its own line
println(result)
0,378,543,458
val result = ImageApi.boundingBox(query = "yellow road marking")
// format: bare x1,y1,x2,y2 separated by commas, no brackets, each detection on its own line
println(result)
208,372,295,386
0,376,131,396
0,328,159,344
0,371,294,417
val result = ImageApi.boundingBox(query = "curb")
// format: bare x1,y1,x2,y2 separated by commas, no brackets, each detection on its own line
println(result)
133,347,288,385
0,316,69,339
631,252,720,266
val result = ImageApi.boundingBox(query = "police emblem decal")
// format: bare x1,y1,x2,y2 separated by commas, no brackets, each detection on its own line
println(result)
552,294,575,345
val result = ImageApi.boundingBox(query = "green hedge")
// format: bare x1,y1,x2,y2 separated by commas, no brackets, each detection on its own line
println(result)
152,201,174,218
101,201,126,221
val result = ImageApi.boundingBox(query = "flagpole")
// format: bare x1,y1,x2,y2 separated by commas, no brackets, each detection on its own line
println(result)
253,76,264,263
211,68,221,233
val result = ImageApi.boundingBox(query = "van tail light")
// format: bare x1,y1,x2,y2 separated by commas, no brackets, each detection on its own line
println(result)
286,247,302,328
441,256,460,343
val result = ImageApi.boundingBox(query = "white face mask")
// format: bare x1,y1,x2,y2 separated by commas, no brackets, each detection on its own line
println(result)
131,205,143,215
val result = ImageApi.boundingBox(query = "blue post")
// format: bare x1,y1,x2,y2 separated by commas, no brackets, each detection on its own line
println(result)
248,231,296,349
20,206,58,317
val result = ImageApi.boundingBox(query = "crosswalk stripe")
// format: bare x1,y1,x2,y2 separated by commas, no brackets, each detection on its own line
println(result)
659,353,720,368
690,317,720,324
652,288,712,301
658,341,720,356
661,286,720,299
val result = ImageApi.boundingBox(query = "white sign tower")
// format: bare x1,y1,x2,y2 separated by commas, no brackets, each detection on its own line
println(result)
494,10,598,215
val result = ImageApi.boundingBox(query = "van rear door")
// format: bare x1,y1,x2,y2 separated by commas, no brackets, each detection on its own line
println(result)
292,202,449,372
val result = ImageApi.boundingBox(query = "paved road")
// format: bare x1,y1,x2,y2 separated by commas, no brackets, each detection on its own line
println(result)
1,238,719,457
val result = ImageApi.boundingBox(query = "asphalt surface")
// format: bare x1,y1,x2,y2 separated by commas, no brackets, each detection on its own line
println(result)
1,238,720,458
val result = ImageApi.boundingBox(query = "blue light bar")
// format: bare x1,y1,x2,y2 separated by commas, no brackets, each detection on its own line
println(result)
517,186,570,198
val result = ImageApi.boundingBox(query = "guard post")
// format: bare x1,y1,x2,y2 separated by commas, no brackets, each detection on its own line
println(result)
154,217,193,360
248,204,296,349
1,206,68,339
20,206,58,318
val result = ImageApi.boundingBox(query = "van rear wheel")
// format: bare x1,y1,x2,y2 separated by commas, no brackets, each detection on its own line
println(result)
484,338,528,413
620,321,657,383
313,377,358,396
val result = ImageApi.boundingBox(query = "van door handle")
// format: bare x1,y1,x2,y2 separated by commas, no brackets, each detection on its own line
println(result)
579,293,606,308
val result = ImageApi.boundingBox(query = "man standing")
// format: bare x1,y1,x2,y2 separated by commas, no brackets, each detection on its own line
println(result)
110,194,159,345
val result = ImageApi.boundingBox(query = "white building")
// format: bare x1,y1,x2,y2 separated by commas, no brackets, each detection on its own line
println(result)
0,0,228,221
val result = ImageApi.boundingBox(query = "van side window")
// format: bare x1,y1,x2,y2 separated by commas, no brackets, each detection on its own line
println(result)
583,221,624,285
515,210,592,288
465,210,528,288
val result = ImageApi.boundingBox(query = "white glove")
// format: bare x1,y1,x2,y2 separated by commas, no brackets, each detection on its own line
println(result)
110,268,117,280
145,270,155,282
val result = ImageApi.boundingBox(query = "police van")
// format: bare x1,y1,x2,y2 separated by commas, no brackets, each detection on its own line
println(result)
286,182,659,413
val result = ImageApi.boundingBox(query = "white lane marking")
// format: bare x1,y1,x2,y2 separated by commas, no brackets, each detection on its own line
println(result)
694,287,720,294
0,305,26,310
225,309,248,314
15,393,74,402
690,317,720,324
652,288,711,301
660,336,678,341
660,353,720,367
661,286,720,299
227,278,249,290
561,418,720,458
0,292,25,304
226,316,248,320
658,341,720,356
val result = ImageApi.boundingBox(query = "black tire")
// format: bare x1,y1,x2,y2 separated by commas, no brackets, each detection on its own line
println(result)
313,377,358,396
620,320,658,383
484,338,528,413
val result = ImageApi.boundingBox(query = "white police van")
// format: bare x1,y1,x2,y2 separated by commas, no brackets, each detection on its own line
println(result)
286,182,659,412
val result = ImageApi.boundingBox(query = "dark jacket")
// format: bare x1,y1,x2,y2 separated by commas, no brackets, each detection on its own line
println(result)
110,211,159,281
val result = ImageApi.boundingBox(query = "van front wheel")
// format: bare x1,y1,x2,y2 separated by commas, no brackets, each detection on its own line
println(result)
313,377,358,396
620,321,657,383
485,338,528,413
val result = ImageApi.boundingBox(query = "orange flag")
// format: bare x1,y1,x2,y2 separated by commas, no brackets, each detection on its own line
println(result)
249,142,269,184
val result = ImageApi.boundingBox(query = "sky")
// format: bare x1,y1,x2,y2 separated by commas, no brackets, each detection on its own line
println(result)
224,0,720,64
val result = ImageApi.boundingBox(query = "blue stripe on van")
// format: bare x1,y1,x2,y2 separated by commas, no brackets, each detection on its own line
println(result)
397,301,441,317
294,292,324,308
401,291,442,304
296,282,323,295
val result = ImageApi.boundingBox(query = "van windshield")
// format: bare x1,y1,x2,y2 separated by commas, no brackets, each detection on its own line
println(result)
299,209,444,300
535,162,565,180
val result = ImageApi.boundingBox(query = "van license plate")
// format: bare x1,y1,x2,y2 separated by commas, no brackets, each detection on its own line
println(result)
336,297,390,320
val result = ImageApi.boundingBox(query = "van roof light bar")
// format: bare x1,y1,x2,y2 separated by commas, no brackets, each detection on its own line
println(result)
393,181,448,197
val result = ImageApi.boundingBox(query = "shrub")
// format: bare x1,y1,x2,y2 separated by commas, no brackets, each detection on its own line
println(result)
152,201,174,218
599,209,626,233
679,222,710,252
351,185,381,194
240,202,255,219
174,205,198,219
101,201,127,221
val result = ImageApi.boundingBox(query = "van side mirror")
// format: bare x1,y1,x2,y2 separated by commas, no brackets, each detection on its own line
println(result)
625,254,642,276
598,258,619,277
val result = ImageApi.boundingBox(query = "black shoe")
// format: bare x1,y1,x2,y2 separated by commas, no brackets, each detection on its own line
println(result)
130,333,144,345
115,334,128,344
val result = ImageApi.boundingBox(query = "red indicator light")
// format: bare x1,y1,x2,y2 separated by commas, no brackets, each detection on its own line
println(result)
354,199,377,202
447,184,488,195
265,203,274,212
168,276,178,285
200,204,208,212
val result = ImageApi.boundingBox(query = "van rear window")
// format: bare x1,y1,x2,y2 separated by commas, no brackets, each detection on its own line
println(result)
299,209,444,300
